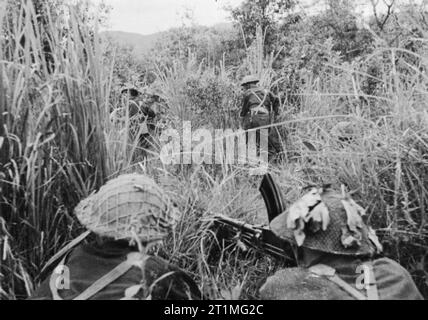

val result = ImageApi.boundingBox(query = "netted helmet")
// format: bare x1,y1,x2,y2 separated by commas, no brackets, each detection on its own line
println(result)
74,173,180,243
240,75,259,86
270,187,382,257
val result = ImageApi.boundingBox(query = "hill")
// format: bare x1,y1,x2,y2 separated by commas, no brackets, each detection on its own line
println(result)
101,30,162,56
101,23,234,57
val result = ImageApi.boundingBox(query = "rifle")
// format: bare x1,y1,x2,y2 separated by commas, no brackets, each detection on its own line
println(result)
210,173,296,264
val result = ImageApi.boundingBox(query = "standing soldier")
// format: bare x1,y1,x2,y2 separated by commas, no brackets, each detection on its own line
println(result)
30,173,203,300
260,185,423,300
239,75,282,156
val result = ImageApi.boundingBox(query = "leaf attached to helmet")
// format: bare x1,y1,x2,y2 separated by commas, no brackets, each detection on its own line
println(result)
368,227,383,253
341,227,362,249
307,202,330,233
340,185,366,249
286,188,328,246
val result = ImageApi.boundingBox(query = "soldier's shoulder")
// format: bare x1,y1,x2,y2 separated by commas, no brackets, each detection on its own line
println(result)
373,257,411,277
259,267,352,300
373,257,424,299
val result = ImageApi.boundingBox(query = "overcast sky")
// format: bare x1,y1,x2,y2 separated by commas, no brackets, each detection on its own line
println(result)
96,0,244,35
94,0,404,35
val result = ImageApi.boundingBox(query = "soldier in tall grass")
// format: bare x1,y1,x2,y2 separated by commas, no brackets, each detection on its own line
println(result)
239,75,282,156
120,87,158,156
30,173,202,300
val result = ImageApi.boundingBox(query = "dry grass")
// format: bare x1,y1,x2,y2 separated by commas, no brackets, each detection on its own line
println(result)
0,1,427,300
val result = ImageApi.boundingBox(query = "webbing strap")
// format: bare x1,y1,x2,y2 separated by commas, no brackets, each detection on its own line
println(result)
250,89,269,114
50,252,147,300
49,255,69,300
309,264,367,300
363,261,379,300
41,231,91,275
73,261,134,300
329,274,367,300
74,252,146,300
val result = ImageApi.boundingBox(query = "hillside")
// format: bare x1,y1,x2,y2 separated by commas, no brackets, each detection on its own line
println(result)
101,30,162,56
101,23,234,57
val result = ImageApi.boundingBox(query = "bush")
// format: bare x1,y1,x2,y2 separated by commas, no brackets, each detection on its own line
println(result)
1,0,428,300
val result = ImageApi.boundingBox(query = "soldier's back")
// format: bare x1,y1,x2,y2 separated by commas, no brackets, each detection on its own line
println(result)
260,258,423,300
30,241,203,300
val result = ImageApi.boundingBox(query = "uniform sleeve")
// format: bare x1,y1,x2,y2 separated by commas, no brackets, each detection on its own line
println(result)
151,270,204,300
374,257,424,300
128,101,140,118
141,105,156,118
270,92,280,116
145,256,203,300
240,93,250,117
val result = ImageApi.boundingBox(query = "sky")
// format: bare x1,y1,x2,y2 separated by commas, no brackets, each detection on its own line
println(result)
93,0,410,36
96,0,244,35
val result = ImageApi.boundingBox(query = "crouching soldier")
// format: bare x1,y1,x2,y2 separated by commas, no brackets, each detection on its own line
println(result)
239,75,282,156
260,185,423,300
30,173,203,300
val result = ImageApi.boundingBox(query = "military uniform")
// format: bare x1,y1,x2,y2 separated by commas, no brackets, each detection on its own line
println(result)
31,240,202,300
261,256,423,300
261,186,423,300
121,87,156,142
240,76,282,155
30,174,202,300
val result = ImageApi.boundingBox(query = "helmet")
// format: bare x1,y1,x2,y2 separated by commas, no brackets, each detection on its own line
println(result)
121,86,141,97
74,173,180,243
270,187,382,257
240,75,259,86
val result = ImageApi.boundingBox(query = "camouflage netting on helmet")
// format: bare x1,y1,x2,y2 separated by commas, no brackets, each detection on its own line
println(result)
74,174,179,242
271,188,380,257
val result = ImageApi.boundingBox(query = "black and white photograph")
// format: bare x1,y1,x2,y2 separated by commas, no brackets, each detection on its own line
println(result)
0,0,427,304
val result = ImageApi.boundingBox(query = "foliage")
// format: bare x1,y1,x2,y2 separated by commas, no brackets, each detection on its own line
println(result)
1,0,428,301
0,0,137,299
230,0,296,51
151,24,244,68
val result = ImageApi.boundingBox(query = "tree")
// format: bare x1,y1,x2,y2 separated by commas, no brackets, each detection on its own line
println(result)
151,24,243,68
309,0,374,61
230,0,295,52
369,0,396,33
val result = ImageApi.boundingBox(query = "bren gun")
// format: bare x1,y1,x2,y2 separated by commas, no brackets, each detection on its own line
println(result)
210,173,296,264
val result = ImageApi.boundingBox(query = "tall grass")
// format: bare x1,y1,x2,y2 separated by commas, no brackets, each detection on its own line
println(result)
1,0,427,300
0,1,139,299
269,43,428,295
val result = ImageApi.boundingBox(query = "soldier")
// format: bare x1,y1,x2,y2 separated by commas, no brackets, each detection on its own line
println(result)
120,87,156,150
120,87,142,118
260,185,423,300
144,90,165,134
30,173,203,300
239,75,282,155
121,87,156,123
